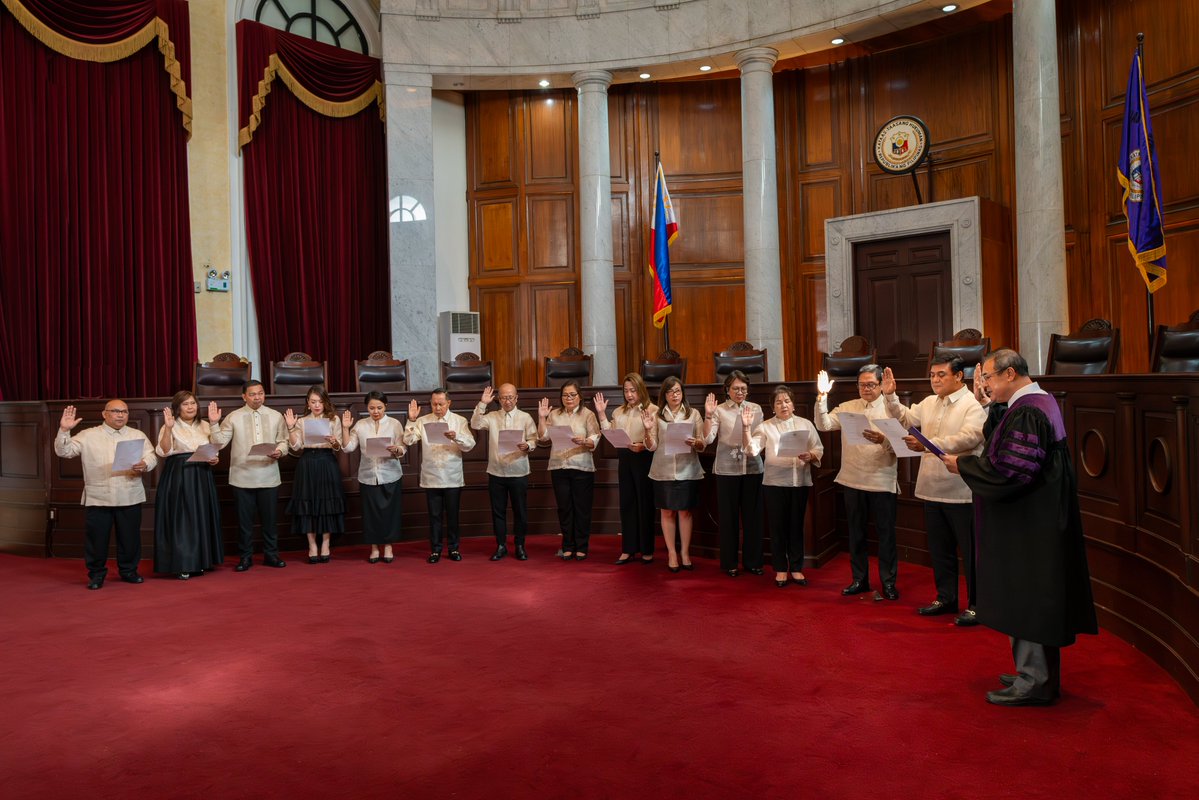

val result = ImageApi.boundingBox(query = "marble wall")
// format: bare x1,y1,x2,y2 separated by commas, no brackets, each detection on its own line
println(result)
187,0,235,361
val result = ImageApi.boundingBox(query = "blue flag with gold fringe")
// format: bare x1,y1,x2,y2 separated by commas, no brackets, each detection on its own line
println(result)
1117,50,1167,293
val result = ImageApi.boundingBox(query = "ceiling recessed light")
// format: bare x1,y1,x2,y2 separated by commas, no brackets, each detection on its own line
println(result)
941,4,958,11
538,79,550,88
639,72,651,80
699,65,712,72
831,37,845,45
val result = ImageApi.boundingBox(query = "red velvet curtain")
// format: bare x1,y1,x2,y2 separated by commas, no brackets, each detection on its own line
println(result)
237,20,390,393
0,0,196,401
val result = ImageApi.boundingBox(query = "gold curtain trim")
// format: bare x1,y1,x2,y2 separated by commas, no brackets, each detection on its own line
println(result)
238,54,385,149
2,0,193,137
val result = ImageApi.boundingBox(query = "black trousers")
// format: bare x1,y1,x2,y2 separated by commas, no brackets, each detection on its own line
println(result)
925,501,975,607
84,505,143,580
233,486,279,559
716,473,764,571
488,474,529,546
617,449,655,556
843,487,898,587
763,485,809,572
551,468,595,553
426,487,462,552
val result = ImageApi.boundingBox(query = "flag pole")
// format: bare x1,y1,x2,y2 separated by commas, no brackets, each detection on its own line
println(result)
1138,32,1156,353
654,149,671,352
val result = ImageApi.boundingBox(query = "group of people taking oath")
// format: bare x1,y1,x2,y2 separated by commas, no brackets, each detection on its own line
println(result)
56,347,1095,706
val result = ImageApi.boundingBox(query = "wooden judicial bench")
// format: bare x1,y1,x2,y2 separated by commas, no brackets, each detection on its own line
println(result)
2,376,1198,703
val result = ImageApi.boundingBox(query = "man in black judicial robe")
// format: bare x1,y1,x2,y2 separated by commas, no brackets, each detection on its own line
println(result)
943,349,1097,706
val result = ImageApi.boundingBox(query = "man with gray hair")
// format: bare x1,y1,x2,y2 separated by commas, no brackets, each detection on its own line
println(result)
815,364,900,600
943,348,1097,705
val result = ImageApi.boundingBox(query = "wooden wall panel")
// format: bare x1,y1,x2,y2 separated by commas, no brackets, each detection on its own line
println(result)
527,195,573,272
669,194,743,266
478,287,520,385
530,284,577,380
799,181,837,262
669,281,745,384
1099,0,1199,104
869,26,998,144
473,92,516,187
800,66,835,168
656,80,742,178
477,200,518,274
526,95,572,182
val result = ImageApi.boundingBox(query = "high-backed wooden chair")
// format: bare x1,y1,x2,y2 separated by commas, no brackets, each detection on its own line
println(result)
641,349,688,388
354,351,410,393
544,347,593,388
1150,310,1199,373
1044,319,1120,375
929,329,990,379
713,341,768,384
440,352,494,391
821,336,877,378
193,352,252,400
270,352,328,395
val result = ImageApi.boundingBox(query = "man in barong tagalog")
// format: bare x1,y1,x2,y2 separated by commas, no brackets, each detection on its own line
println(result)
942,349,1097,706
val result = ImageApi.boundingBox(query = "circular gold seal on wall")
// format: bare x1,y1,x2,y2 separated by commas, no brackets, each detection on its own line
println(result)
873,115,930,174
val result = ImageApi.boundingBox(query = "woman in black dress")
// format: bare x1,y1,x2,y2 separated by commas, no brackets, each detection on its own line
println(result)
285,385,346,563
154,390,223,580
342,391,406,563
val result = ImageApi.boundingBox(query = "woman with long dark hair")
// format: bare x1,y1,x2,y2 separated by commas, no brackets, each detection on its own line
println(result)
644,376,705,573
285,385,345,563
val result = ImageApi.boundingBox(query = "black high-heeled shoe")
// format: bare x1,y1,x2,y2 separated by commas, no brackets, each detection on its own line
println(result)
368,555,380,564
668,564,681,573
680,561,694,571
381,556,394,564
308,555,320,565
318,554,331,563
775,578,788,588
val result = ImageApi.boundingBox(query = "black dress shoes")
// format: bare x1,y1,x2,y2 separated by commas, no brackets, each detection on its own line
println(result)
985,686,1056,706
119,573,144,584
954,608,980,626
515,545,528,561
448,551,463,561
917,599,958,616
614,555,635,565
264,557,287,568
235,558,252,572
309,556,321,564
491,546,508,561
842,580,871,595
745,567,764,575
881,584,899,601
999,673,1018,687
427,552,441,563
86,578,104,590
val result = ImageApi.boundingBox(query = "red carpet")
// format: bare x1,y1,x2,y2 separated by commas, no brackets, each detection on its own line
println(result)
2,537,1197,799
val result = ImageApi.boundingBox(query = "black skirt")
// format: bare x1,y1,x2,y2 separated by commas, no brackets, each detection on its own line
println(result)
360,480,403,544
154,454,223,574
288,449,346,534
654,478,700,511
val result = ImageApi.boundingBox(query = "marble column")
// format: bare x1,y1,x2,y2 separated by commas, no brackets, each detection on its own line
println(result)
573,70,618,385
736,47,784,380
385,68,439,389
1013,0,1069,372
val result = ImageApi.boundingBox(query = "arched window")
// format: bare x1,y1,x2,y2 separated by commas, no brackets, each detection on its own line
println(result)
253,0,369,54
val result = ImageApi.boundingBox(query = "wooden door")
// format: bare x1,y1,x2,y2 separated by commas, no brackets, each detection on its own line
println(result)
853,233,952,378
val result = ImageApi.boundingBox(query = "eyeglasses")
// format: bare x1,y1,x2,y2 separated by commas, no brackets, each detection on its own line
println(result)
980,367,1010,383
499,395,518,401
105,409,130,414
729,386,749,394
562,392,579,399
857,383,879,390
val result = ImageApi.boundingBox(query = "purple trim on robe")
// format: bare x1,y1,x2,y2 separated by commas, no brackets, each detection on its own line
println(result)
982,390,1065,483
